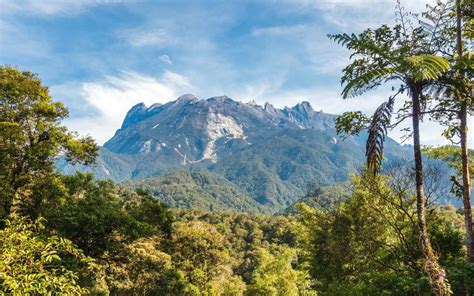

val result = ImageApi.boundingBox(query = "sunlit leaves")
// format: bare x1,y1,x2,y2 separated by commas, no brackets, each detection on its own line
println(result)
0,217,97,295
247,245,315,296
405,55,450,81
0,66,99,218
423,145,474,197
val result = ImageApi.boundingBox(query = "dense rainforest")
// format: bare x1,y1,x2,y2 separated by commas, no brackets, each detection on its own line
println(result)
1,0,473,295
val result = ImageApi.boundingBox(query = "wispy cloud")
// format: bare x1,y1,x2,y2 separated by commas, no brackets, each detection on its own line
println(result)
120,28,175,47
284,0,433,31
159,54,173,65
0,0,101,16
251,24,307,36
63,70,194,144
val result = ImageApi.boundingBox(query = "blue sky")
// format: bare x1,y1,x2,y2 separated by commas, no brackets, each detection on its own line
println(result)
1,0,471,145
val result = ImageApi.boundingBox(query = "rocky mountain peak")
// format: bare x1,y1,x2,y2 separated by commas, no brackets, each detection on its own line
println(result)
264,102,276,113
207,95,231,103
62,93,413,213
148,102,162,110
108,95,339,157
121,102,147,129
292,101,314,115
176,94,199,102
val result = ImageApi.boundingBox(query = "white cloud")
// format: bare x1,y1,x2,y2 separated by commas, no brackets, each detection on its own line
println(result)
64,70,194,144
0,0,101,16
121,29,174,47
389,117,474,147
251,24,307,36
287,0,430,13
159,54,173,65
284,0,434,31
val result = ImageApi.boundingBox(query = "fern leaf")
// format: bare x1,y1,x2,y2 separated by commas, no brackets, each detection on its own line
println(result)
405,55,450,81
366,96,395,174
342,68,396,98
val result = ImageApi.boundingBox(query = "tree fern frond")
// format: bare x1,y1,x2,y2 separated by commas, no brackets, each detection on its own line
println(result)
366,96,395,174
342,68,396,98
327,33,358,47
405,55,450,81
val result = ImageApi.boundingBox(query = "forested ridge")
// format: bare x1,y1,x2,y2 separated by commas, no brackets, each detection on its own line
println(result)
1,0,473,295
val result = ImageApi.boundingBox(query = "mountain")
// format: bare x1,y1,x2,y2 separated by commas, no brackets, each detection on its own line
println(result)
59,94,412,212
104,94,336,161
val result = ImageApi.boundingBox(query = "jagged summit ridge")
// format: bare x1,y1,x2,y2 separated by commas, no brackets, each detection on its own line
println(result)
109,95,336,159
120,94,330,129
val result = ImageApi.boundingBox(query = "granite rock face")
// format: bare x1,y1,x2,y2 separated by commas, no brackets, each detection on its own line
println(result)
105,95,338,160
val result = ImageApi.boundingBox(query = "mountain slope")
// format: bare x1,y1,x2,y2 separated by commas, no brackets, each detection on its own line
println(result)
124,170,267,213
59,94,412,212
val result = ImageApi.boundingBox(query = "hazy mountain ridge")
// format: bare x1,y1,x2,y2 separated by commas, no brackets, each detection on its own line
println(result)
59,94,413,212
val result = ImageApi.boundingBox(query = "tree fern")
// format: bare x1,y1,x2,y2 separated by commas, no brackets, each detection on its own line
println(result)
366,96,395,174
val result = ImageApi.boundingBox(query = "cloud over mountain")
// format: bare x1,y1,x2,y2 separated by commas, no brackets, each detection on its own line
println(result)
64,71,193,144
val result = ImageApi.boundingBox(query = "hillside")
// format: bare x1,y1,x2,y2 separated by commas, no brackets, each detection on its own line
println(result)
123,170,268,213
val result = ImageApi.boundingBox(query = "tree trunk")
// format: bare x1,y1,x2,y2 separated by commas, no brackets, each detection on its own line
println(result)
456,0,474,263
460,102,474,262
411,87,450,295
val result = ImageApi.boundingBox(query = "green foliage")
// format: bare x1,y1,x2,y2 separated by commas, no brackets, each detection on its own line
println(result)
106,237,188,296
328,25,447,97
0,217,97,295
284,182,351,214
169,220,246,294
424,146,474,197
296,173,470,295
335,111,370,137
99,209,308,295
329,5,458,294
0,66,98,219
44,173,173,257
446,260,474,296
125,170,266,213
424,145,474,177
247,245,315,296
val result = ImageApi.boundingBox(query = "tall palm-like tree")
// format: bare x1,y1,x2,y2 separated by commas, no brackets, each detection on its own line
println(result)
423,0,474,263
329,20,451,295
453,0,473,264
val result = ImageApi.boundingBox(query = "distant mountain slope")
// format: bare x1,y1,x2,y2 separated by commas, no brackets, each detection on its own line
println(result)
59,94,413,212
123,170,267,213
56,147,134,181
